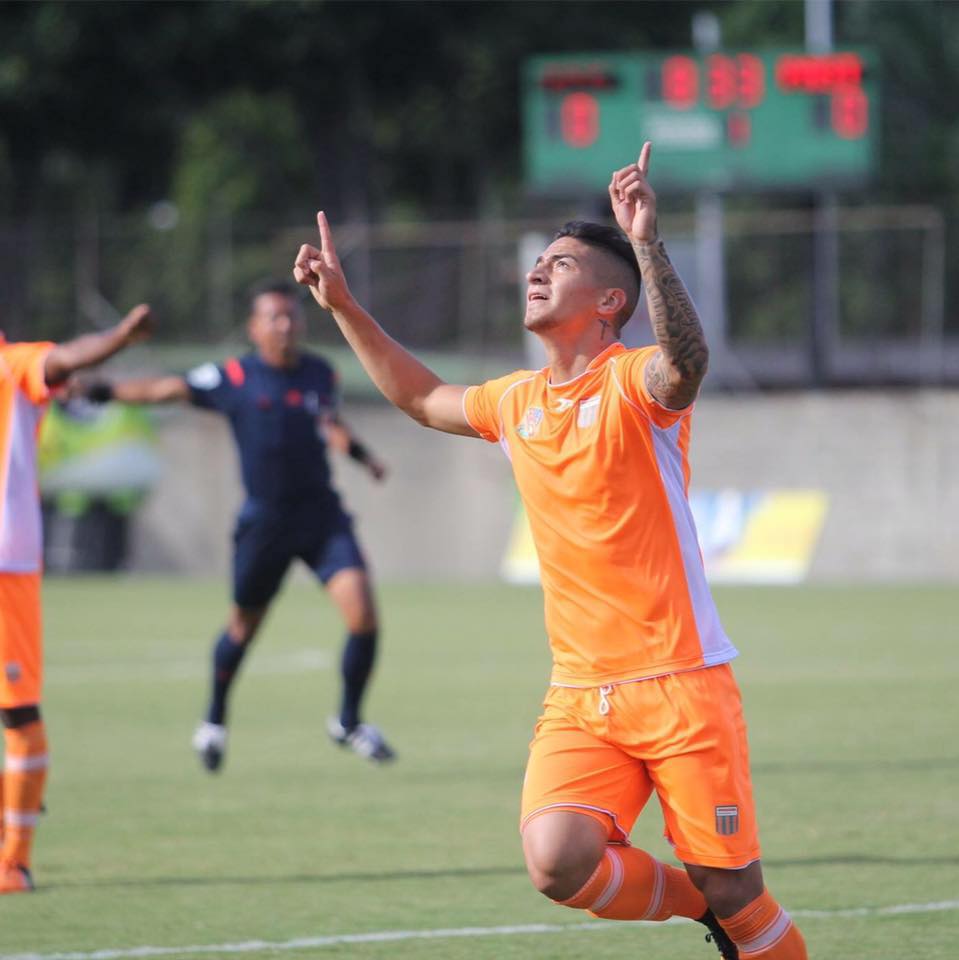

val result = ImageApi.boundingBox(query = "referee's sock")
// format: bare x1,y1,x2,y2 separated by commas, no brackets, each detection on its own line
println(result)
338,630,377,731
206,629,248,726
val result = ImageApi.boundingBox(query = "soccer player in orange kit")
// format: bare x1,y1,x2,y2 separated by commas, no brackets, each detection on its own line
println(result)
0,304,152,893
291,144,808,960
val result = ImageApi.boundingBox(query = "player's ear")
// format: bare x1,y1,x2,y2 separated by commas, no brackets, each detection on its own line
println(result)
598,287,627,317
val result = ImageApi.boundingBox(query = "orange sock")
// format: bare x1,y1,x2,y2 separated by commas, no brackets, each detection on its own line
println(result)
720,889,807,958
2,722,48,869
560,845,707,921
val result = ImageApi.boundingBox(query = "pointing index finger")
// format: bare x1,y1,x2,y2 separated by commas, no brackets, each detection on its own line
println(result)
637,141,652,177
316,211,339,264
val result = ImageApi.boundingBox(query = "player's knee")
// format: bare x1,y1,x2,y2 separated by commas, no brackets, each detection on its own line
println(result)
226,623,254,645
686,862,764,917
349,610,377,634
0,704,41,728
523,837,601,902
525,855,597,902
228,609,265,644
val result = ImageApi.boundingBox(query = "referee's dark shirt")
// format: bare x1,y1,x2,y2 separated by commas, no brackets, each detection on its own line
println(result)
186,351,340,507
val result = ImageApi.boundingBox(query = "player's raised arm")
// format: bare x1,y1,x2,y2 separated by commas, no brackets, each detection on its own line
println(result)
609,143,709,410
293,212,477,438
43,304,154,385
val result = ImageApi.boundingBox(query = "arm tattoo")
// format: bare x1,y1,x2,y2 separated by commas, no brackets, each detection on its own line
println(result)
632,237,709,409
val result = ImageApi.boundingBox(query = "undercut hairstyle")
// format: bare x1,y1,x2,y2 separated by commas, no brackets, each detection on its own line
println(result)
554,220,641,330
247,278,302,312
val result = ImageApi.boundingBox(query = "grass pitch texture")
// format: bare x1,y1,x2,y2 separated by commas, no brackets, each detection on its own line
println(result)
3,580,956,959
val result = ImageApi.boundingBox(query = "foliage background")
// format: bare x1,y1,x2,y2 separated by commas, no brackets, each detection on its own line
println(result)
2,1,958,352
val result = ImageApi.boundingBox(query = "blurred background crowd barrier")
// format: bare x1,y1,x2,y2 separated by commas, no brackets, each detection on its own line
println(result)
1,202,952,387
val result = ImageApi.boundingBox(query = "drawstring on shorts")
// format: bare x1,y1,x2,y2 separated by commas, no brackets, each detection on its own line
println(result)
598,684,614,716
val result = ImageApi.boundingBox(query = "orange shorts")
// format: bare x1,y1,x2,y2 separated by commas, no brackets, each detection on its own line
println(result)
521,663,760,869
0,572,43,708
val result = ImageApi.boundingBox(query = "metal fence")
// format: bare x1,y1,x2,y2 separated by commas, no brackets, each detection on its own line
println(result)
1,204,951,387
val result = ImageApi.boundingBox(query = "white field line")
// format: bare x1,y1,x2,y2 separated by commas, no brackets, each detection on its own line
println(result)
44,649,331,685
4,900,958,960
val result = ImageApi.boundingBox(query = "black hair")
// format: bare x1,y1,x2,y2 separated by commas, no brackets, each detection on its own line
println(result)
247,278,302,311
553,221,642,290
553,220,641,329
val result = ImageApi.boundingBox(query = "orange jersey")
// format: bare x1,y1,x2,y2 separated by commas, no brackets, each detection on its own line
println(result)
0,340,53,573
463,342,735,686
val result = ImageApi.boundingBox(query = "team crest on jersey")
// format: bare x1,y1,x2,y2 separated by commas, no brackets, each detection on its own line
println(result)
516,406,544,439
578,395,601,428
715,804,740,835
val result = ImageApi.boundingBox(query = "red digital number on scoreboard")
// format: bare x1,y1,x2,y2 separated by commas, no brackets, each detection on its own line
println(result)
775,53,863,93
662,56,699,109
831,85,868,139
664,53,766,111
560,92,600,148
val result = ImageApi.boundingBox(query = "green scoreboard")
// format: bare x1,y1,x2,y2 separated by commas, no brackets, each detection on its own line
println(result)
523,48,878,192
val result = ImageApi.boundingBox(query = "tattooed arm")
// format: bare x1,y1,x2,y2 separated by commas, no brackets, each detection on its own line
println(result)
631,237,708,408
608,143,709,409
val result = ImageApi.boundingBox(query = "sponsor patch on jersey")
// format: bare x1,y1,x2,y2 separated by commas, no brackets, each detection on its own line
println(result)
577,395,601,428
186,362,222,391
516,406,544,439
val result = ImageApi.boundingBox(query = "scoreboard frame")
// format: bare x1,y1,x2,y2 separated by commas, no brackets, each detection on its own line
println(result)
523,47,878,193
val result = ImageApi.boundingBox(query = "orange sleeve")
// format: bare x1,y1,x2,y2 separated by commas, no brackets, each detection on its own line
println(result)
613,346,694,429
463,370,535,444
0,342,54,405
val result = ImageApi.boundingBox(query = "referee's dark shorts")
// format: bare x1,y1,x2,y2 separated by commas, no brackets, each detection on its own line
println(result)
231,498,367,608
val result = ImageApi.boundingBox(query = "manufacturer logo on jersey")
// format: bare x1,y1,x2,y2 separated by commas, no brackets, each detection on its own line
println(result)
715,804,740,835
553,397,575,412
578,395,601,428
516,406,544,439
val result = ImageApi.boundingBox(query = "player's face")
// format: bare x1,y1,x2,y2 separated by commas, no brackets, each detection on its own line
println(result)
524,238,608,334
248,293,305,366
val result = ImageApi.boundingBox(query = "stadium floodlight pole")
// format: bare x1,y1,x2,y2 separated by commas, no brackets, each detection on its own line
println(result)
804,0,833,50
690,11,731,391
806,0,841,386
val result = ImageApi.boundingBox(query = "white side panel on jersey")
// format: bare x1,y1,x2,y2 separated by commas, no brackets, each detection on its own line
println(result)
0,390,45,572
650,420,738,666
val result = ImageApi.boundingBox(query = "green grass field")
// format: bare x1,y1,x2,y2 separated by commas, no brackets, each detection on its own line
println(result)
3,579,957,959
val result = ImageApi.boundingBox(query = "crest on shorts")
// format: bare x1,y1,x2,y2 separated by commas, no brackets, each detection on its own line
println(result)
516,406,544,439
4,661,22,684
715,804,740,835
